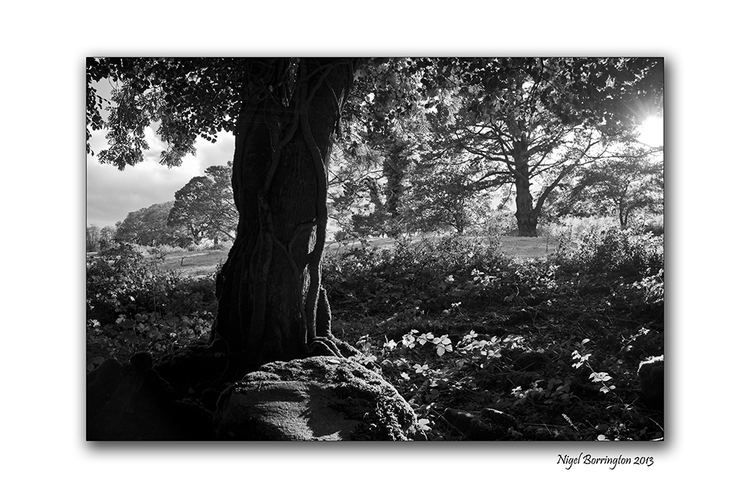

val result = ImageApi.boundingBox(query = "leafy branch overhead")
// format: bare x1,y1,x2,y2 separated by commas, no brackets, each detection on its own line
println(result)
87,57,246,168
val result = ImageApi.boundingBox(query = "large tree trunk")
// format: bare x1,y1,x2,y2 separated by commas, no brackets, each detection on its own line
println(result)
514,160,539,237
618,198,631,229
383,142,406,236
213,59,354,371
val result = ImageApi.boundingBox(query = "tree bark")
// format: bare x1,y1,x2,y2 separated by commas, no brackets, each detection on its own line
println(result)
383,142,406,236
618,197,628,228
513,159,539,237
213,58,354,371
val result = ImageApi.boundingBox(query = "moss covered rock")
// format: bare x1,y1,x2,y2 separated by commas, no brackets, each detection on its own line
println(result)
215,356,424,441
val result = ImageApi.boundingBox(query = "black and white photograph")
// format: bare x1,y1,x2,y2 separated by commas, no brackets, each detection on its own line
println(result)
5,1,750,495
85,57,664,441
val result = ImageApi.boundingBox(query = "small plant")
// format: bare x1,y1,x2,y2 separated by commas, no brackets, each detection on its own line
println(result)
86,243,217,368
571,339,617,394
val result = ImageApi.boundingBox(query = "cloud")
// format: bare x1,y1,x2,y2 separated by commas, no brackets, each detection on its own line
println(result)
86,128,234,227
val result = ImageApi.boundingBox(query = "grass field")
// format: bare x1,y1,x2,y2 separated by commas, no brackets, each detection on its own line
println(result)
156,235,560,277
158,251,225,277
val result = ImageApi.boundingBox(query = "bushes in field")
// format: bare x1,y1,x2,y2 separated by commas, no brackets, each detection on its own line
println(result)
86,243,216,370
551,228,664,320
87,244,217,321
323,229,663,319
323,235,520,315
553,227,663,279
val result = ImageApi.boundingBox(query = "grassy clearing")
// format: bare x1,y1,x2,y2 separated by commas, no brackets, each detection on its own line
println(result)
150,235,560,278
157,250,226,277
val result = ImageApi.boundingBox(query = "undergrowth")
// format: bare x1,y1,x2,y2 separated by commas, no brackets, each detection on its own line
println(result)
323,229,664,441
86,243,216,370
86,228,663,441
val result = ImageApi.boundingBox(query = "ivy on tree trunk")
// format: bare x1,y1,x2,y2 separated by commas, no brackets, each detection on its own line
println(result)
213,59,354,370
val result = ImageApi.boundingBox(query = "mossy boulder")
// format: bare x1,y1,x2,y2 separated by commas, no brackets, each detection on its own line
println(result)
215,356,425,441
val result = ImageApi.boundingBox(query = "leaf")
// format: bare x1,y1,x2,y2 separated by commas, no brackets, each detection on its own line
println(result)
383,339,398,350
589,372,612,383
414,363,429,374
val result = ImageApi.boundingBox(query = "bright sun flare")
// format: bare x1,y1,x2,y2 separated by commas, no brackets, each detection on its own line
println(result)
637,115,664,147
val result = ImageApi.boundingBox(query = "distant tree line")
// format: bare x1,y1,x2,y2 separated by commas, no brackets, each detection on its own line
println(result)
87,163,238,251
86,225,116,252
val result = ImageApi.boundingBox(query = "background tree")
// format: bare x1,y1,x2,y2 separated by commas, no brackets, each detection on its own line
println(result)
348,177,390,237
115,201,191,247
168,163,238,246
99,226,116,251
401,150,493,234
424,57,663,236
331,59,433,238
86,225,101,252
557,146,664,228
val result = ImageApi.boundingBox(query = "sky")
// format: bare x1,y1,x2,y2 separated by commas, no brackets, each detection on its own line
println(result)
86,127,234,228
637,115,663,148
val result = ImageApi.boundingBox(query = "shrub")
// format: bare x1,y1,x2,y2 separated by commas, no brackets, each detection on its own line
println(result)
323,235,522,316
642,220,664,236
86,243,217,368
544,215,619,244
87,311,213,371
551,228,663,282
482,210,517,237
